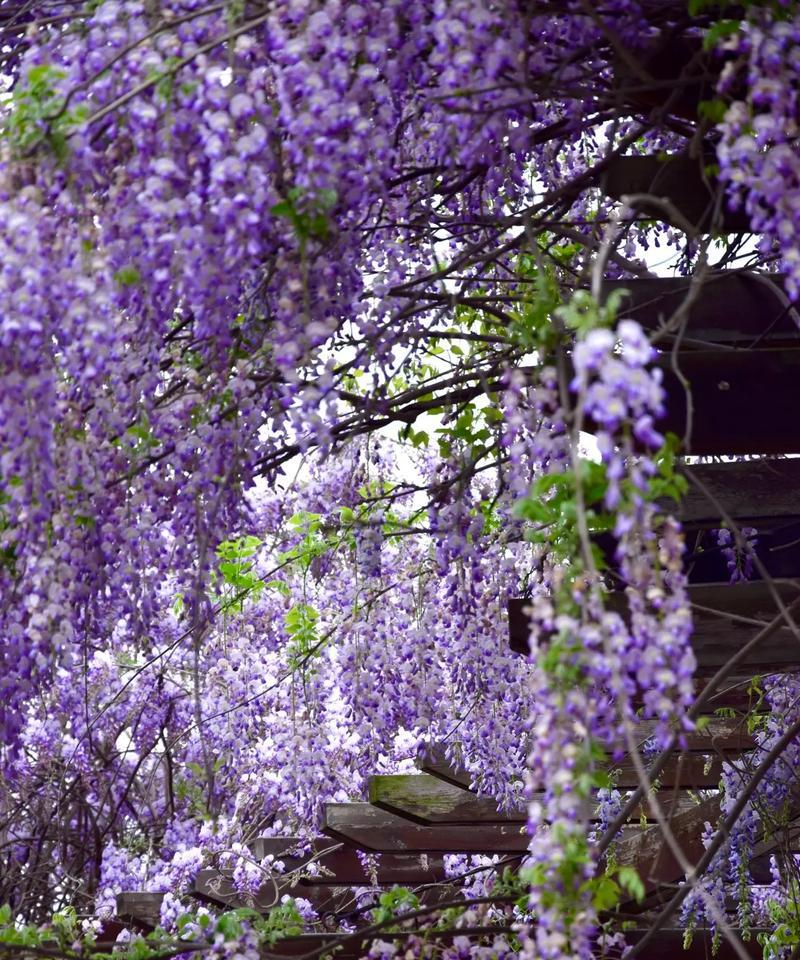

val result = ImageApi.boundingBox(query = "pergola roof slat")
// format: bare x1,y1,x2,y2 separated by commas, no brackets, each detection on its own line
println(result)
509,581,800,673
602,274,795,345
368,773,525,825
323,802,529,853
248,836,450,885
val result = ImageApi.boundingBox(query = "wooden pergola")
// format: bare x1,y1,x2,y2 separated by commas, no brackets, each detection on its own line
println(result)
111,27,800,960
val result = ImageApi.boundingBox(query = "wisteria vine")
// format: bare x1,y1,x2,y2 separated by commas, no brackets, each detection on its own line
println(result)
1,2,800,959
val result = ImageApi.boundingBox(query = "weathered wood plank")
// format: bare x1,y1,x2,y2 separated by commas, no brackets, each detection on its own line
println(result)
633,716,754,752
423,721,748,766
657,348,800,455
368,773,525,824
623,926,765,960
616,792,800,908
265,928,767,960
612,754,722,789
194,868,360,915
509,582,800,674
614,795,721,896
603,274,798,346
686,528,800,585
678,459,800,527
323,803,529,853
423,751,722,790
116,892,164,931
417,743,474,790
601,157,751,233
689,581,800,671
248,836,450,885
194,868,462,916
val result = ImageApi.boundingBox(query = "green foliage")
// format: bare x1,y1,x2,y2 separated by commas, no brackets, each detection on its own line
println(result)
278,511,330,574
508,253,562,351
648,434,688,504
3,64,89,159
758,886,800,960
257,901,305,946
284,602,319,667
556,288,627,338
0,902,306,958
491,866,530,908
616,865,645,903
747,675,766,719
271,187,338,246
114,265,142,287
703,19,741,49
0,486,17,576
0,904,84,953
514,459,612,561
698,98,729,125
144,55,184,104
217,534,265,611
370,888,420,928
126,416,158,456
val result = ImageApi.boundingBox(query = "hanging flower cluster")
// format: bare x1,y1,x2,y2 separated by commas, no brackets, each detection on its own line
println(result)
717,8,800,296
521,313,695,960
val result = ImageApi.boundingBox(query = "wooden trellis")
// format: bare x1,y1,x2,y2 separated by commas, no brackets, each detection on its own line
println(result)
112,40,800,959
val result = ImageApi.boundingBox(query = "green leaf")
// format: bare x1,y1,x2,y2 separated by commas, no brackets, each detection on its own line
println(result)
698,98,729,124
215,912,243,940
617,866,645,903
592,876,621,912
114,265,141,287
703,20,741,50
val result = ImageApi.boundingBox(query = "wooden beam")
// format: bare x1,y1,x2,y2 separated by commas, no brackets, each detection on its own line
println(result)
417,743,473,790
614,795,721,896
686,535,800,587
509,582,800,675
193,868,360,915
323,803,529,853
602,274,797,347
612,754,722,789
258,927,768,960
601,156,750,233
369,773,523,825
689,581,800,672
633,716,754,752
248,836,450,886
615,789,800,907
623,926,765,960
194,869,463,917
116,892,164,931
423,740,724,792
658,348,800,455
679,459,800,527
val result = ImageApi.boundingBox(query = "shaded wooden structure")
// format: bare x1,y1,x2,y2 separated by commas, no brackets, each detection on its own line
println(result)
601,155,751,233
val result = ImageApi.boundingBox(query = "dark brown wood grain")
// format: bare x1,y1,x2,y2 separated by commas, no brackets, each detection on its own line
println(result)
678,459,800,527
603,273,797,346
509,582,800,673
601,157,751,233
615,795,721,896
368,773,525,825
658,348,800,455
248,836,451,885
323,803,529,853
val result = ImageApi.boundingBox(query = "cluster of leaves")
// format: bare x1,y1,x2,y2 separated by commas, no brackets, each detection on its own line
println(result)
271,187,339,248
3,64,88,159
0,901,306,959
758,889,800,960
